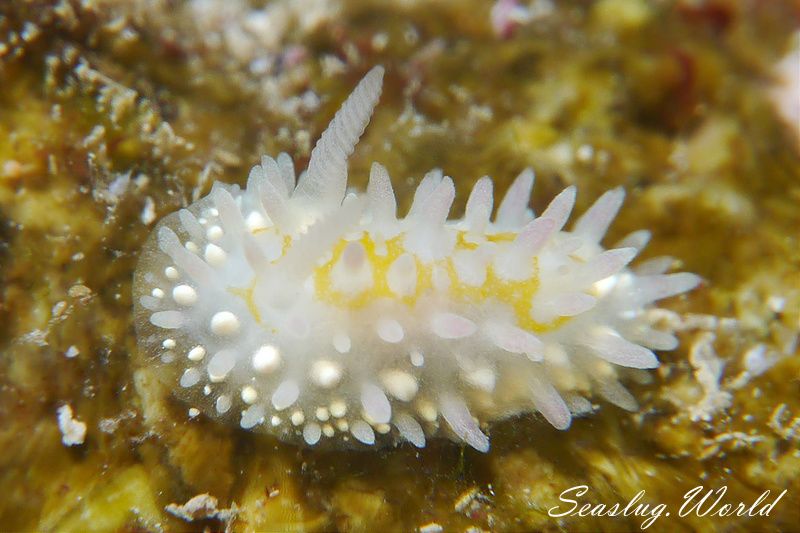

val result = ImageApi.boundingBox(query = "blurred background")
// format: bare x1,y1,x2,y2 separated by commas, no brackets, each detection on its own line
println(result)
0,0,799,531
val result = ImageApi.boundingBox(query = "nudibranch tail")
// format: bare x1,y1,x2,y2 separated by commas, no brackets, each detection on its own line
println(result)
133,66,700,453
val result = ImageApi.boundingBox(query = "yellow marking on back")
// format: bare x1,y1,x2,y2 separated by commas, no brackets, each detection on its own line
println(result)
314,235,433,308
313,230,569,334
227,228,290,332
228,280,261,324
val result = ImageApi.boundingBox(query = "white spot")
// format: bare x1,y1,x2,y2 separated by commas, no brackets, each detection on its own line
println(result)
216,395,232,414
56,404,86,446
252,345,281,374
206,225,224,241
210,311,240,336
64,345,79,359
376,318,404,343
592,275,618,297
207,350,236,382
351,420,375,445
203,385,211,395
333,332,351,353
172,284,198,306
270,415,282,426
151,288,165,298
410,349,424,367
464,368,496,392
416,399,437,423
431,313,477,339
188,345,206,361
185,241,199,253
246,211,269,232
380,370,419,402
322,424,335,437
272,380,299,410
310,360,342,388
162,338,176,349
330,400,347,418
241,385,258,404
188,407,200,418
315,407,330,421
375,423,391,434
165,266,179,280
576,144,594,162
303,423,322,445
767,295,786,313
290,410,305,426
180,368,201,388
418,522,443,533
336,419,349,432
204,243,227,266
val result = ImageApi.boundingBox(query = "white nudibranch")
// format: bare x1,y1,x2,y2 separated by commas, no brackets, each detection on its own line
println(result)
133,66,701,452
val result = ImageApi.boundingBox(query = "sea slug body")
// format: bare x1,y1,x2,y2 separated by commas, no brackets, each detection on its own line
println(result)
133,66,700,452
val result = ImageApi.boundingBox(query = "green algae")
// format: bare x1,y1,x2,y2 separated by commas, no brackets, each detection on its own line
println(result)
1,0,799,531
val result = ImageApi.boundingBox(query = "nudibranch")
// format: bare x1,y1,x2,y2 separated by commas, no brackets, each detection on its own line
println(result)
133,66,700,452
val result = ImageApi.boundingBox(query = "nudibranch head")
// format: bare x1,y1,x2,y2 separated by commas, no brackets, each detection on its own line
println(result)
133,66,700,452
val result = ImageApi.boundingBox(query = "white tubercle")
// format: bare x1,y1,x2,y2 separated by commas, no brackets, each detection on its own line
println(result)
330,400,347,418
241,385,258,404
210,311,240,336
310,360,343,388
252,345,281,374
290,410,305,426
187,345,206,361
204,244,226,266
172,284,198,306
380,370,419,402
133,66,700,454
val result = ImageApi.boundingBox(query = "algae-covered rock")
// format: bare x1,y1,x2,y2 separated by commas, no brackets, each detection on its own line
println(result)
0,0,798,531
